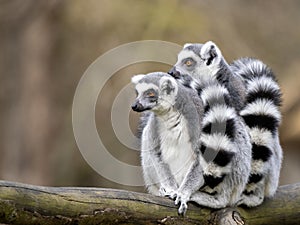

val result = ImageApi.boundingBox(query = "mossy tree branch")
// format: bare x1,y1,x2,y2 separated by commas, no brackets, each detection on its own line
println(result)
0,180,299,224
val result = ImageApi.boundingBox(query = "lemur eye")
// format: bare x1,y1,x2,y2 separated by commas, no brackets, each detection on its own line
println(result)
185,60,192,66
184,58,194,67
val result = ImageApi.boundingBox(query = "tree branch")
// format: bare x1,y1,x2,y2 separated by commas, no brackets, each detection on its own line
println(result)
0,180,299,224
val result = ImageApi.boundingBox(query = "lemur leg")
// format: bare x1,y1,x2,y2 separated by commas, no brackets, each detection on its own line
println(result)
142,148,178,197
174,158,205,215
141,118,178,197
190,190,231,209
238,181,265,207
142,164,160,195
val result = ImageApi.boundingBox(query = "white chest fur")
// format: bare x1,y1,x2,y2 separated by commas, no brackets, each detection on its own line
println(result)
157,111,195,186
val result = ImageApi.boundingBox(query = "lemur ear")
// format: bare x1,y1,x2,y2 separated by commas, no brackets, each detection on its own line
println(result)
131,74,145,84
183,43,193,49
159,77,177,95
200,41,222,66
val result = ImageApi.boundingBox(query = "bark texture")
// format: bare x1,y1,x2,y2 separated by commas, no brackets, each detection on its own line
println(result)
0,180,299,225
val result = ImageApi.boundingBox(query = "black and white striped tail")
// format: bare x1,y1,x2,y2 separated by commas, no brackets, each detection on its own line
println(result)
199,83,238,191
233,58,282,188
175,74,238,191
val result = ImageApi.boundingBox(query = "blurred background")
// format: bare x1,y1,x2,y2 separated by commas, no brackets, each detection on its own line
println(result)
0,0,299,193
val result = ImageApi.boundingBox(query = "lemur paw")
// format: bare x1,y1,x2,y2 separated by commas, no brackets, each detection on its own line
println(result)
175,192,190,216
159,186,177,199
178,202,188,216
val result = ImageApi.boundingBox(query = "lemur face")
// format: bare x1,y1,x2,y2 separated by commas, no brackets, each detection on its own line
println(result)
132,82,159,112
168,41,222,82
131,73,178,113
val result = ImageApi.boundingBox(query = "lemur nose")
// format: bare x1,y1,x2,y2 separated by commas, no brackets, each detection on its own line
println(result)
131,102,142,111
168,67,180,78
131,103,138,111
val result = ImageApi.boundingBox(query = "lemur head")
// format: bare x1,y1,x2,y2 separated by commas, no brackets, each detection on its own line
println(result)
168,41,223,82
131,72,178,114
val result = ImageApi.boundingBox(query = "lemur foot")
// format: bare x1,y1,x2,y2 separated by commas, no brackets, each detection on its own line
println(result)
175,192,190,216
159,186,177,199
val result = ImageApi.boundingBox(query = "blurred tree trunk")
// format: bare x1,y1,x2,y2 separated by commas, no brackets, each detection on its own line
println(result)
0,1,61,184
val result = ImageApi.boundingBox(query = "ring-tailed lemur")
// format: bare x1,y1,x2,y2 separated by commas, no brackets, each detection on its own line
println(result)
131,72,204,211
132,72,252,215
169,41,283,207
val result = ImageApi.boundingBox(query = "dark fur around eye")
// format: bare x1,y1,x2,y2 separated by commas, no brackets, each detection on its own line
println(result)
149,96,158,102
